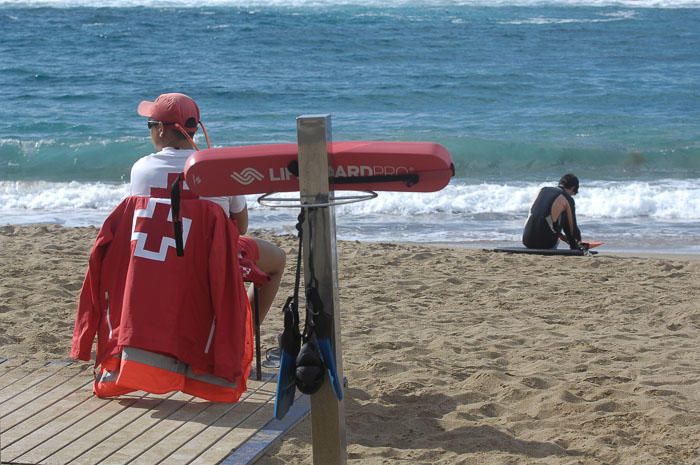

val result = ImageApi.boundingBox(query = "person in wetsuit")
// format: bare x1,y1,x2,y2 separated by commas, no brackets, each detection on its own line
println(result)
522,173,583,250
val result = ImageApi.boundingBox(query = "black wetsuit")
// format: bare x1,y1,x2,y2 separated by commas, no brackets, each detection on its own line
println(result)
522,186,581,249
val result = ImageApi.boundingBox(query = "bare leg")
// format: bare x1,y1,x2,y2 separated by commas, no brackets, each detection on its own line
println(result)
248,238,286,322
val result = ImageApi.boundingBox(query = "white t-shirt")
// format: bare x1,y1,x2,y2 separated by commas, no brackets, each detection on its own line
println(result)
130,147,246,215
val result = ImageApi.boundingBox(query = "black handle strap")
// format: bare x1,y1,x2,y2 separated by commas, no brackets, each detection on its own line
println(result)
287,160,420,188
292,210,305,307
170,173,185,257
282,209,305,335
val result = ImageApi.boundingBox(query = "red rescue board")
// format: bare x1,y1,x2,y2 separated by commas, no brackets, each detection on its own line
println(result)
184,141,454,197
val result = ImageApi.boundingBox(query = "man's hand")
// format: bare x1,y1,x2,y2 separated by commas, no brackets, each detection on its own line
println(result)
570,240,587,251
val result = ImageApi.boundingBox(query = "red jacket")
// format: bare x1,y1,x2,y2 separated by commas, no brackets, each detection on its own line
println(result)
71,196,252,399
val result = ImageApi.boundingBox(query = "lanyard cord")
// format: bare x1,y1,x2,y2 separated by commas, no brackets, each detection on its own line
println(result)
302,208,315,339
303,207,327,341
282,208,305,339
292,209,305,308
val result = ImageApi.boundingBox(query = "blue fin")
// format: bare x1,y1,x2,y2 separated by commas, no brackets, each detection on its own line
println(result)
317,338,343,401
274,350,297,420
275,295,302,420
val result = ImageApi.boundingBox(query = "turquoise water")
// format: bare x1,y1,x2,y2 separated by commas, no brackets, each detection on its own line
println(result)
1,1,699,252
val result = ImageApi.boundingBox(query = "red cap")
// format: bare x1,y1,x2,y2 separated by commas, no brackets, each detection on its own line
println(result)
137,93,200,134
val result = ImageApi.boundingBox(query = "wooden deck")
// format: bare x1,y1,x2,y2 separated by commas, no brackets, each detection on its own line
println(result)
0,357,309,465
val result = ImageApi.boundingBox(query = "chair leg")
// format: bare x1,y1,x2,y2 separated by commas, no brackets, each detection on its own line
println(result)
253,286,262,381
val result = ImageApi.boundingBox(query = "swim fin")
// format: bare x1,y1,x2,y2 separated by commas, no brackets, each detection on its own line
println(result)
274,296,301,420
306,285,343,401
317,337,343,400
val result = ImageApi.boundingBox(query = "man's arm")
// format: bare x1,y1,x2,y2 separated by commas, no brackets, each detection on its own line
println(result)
551,195,571,229
228,195,248,235
561,198,576,238
552,195,581,249
230,207,248,235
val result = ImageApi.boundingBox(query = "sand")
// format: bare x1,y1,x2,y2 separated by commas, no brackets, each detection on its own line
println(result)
1,224,698,464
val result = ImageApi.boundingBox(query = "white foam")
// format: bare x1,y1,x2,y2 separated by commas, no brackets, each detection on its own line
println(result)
329,179,700,220
2,179,698,252
499,9,639,25
0,181,129,226
583,180,700,220
4,179,698,227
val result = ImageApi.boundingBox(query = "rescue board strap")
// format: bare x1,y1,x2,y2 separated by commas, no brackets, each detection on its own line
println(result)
287,161,420,187
170,173,185,257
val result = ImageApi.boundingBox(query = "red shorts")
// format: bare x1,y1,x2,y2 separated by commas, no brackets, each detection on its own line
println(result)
238,236,268,284
238,236,260,263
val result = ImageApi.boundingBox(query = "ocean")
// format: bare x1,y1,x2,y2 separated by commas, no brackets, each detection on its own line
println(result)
2,0,699,253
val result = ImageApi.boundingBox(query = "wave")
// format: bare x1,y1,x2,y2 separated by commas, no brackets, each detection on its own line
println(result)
498,9,638,24
444,137,700,181
3,180,698,252
3,179,699,225
2,0,699,8
0,137,150,182
0,180,129,226
337,180,700,220
0,180,129,210
3,136,699,183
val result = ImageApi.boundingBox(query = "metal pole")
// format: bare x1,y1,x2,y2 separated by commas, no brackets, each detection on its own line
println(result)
296,115,347,465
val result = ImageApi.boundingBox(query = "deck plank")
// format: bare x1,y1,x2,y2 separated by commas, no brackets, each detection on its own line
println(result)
46,392,183,464
72,393,195,465
0,367,78,419
7,391,152,464
0,361,293,465
217,395,310,465
1,365,92,431
0,358,29,388
191,397,277,465
1,378,105,461
0,361,67,399
172,383,277,464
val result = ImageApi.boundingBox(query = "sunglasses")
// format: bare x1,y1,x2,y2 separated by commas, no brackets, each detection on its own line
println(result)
147,120,175,129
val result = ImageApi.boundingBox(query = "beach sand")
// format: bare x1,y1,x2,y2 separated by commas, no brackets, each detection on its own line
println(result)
1,224,698,464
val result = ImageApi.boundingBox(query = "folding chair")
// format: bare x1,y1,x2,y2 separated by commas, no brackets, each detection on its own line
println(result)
246,274,269,381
